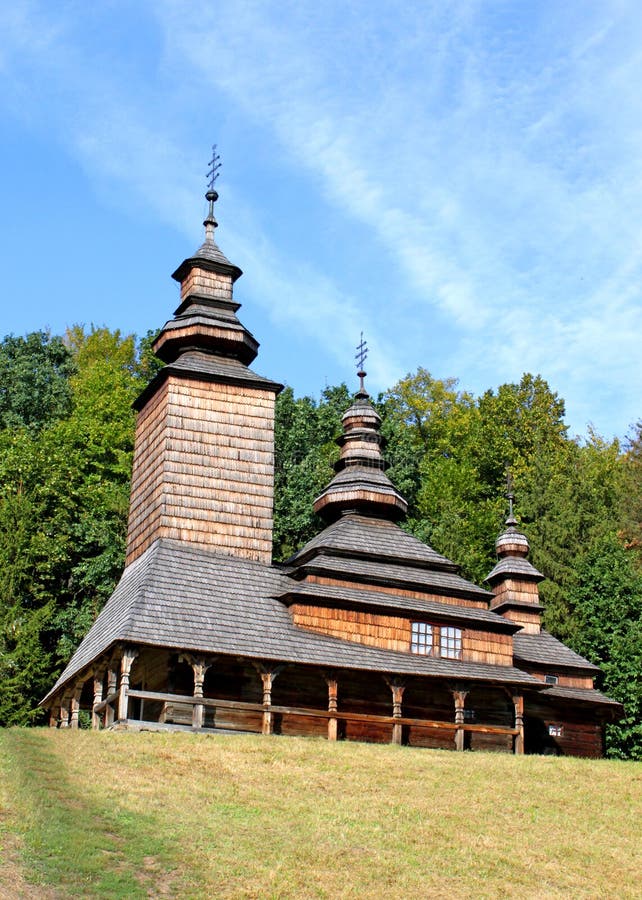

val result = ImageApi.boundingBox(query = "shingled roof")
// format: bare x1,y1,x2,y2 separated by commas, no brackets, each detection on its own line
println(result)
513,631,601,673
279,582,516,631
45,539,541,703
289,514,459,571
287,514,494,604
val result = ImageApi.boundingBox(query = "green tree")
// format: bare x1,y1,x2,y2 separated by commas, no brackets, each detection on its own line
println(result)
620,421,642,567
567,535,642,759
0,331,76,430
273,384,350,560
0,326,146,723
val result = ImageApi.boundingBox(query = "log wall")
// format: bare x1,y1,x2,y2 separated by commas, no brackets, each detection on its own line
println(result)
126,375,276,564
290,604,513,664
305,575,488,610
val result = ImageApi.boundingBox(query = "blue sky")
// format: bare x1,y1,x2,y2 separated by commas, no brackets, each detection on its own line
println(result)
1,1,641,440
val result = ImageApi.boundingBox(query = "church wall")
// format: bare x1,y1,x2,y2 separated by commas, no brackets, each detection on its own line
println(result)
304,575,489,610
180,268,233,302
126,375,276,564
126,382,170,564
290,603,513,665
524,695,605,758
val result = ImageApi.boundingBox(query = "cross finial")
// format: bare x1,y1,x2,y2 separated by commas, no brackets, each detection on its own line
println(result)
206,145,222,192
355,332,368,395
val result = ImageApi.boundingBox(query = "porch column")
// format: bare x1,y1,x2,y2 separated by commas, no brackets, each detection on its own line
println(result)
513,693,525,755
59,694,71,728
69,683,83,729
385,678,406,745
253,664,283,735
106,666,118,727
324,673,339,741
452,689,469,751
92,671,104,730
48,707,58,728
117,647,139,723
190,657,212,730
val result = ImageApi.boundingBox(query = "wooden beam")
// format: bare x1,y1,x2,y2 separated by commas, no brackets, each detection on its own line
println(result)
69,683,83,730
323,672,339,741
384,677,406,746
117,647,139,723
452,689,469,752
513,693,525,755
92,670,105,730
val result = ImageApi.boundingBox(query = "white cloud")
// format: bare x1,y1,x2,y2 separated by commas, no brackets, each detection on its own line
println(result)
1,0,642,434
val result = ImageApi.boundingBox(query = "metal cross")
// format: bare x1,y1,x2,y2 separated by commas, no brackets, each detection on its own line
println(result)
206,145,222,191
355,332,368,372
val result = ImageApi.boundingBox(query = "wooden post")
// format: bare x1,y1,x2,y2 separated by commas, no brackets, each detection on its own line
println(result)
92,671,104,730
117,647,138,723
48,707,58,728
106,666,118,727
59,694,71,728
513,693,525,755
452,689,469,751
325,673,339,741
69,683,83,729
261,671,275,735
253,663,282,735
187,656,211,729
385,678,406,745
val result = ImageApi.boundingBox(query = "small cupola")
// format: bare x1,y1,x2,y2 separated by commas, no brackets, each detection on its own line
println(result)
485,487,544,634
152,151,258,368
313,337,408,523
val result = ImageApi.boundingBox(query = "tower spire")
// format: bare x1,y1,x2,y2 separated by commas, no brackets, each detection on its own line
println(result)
355,332,368,398
203,145,222,243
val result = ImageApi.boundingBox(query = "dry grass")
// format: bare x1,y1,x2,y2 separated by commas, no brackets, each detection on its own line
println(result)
1,728,641,899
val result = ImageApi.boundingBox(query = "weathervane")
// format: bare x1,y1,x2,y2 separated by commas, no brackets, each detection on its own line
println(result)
206,145,222,192
355,332,368,394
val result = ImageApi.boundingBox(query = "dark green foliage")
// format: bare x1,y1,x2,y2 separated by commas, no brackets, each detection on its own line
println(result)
0,331,76,430
620,421,642,567
566,536,642,759
0,327,152,724
272,384,350,560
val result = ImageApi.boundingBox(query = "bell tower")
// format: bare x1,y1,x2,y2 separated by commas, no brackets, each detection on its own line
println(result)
126,152,281,565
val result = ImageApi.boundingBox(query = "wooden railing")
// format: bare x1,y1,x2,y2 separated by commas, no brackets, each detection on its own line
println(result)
97,688,519,743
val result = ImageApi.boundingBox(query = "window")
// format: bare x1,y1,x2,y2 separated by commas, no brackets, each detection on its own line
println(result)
440,626,462,660
411,622,433,655
411,623,462,660
548,724,563,737
545,674,559,685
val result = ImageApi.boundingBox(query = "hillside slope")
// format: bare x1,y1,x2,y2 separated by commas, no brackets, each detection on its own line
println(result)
1,729,640,899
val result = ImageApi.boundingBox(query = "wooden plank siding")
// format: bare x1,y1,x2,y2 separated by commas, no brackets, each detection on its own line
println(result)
290,603,513,665
303,575,489,610
126,377,276,564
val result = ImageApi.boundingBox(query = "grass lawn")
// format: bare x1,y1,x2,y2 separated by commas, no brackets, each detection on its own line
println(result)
0,728,640,899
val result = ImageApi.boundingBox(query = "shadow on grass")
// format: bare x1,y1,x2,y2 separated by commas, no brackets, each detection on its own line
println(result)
1,729,179,899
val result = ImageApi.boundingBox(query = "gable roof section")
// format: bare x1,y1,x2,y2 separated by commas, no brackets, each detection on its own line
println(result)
44,539,541,703
279,582,518,632
513,631,601,673
288,515,457,569
287,514,493,603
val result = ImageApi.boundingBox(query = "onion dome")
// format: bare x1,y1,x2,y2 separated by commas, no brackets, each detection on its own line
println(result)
313,365,408,523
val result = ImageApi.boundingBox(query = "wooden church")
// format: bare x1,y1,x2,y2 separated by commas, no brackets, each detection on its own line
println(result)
42,175,621,757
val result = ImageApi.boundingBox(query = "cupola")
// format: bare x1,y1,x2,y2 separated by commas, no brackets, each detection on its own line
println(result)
313,345,407,523
484,490,544,634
